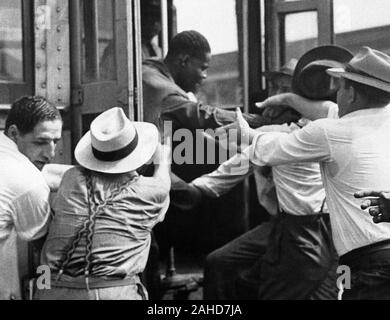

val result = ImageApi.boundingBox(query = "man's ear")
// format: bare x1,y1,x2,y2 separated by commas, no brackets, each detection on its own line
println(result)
6,125,20,143
179,54,191,67
349,85,359,104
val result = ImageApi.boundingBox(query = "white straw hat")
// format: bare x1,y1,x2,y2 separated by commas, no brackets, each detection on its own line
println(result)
75,107,159,174
327,46,390,93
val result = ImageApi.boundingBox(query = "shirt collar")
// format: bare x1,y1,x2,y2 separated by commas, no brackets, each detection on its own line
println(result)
143,59,174,82
0,132,18,152
341,105,390,119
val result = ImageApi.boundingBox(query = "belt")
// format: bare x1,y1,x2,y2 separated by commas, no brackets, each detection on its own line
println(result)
340,239,390,271
51,273,140,290
279,210,330,222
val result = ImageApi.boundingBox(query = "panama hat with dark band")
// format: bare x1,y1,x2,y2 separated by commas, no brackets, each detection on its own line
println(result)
75,107,159,174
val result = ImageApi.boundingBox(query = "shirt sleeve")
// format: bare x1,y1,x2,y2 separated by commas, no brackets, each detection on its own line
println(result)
160,94,221,130
250,120,333,167
134,176,171,228
191,124,292,197
160,93,269,130
326,102,339,119
11,183,51,241
192,147,254,197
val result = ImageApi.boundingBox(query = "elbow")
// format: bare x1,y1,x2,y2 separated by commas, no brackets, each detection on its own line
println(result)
259,152,274,166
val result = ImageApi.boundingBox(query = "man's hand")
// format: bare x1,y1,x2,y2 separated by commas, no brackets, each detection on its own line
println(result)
256,93,301,125
215,108,257,145
354,190,390,224
255,93,291,111
262,106,301,125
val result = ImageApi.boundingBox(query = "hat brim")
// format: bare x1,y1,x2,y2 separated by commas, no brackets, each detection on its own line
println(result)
75,122,159,174
327,68,390,93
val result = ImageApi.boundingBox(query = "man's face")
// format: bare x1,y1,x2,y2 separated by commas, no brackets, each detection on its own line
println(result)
13,120,62,171
268,74,292,96
178,52,211,93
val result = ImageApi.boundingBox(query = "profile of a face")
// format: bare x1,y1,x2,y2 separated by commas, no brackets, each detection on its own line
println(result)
11,120,63,171
179,53,211,93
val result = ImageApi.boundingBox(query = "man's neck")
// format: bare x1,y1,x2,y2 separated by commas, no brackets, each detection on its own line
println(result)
343,101,388,117
163,57,178,82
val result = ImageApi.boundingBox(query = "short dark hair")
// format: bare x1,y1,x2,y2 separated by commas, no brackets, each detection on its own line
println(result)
5,96,62,135
166,30,211,60
344,78,390,105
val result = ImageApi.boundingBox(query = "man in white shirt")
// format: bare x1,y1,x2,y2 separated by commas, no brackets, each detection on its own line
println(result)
0,96,62,300
236,47,390,299
193,122,336,300
190,46,353,300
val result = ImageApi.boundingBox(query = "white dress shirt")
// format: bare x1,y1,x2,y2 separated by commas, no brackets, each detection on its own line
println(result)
193,122,327,217
0,133,51,299
250,106,390,256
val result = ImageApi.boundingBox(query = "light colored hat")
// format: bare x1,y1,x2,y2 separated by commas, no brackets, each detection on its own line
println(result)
264,59,298,79
327,46,390,93
75,107,159,174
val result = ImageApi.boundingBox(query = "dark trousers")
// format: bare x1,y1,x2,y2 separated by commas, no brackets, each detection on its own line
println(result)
203,221,273,300
204,213,338,300
340,240,390,300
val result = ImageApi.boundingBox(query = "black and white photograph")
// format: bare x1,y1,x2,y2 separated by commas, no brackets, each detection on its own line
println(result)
1,0,390,308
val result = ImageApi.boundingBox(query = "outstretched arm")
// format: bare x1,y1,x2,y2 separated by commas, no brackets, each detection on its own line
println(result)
256,93,338,120
354,190,390,224
192,146,254,198
160,92,291,131
194,120,293,198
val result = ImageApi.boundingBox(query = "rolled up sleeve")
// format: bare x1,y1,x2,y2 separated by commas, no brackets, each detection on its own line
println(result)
192,147,254,197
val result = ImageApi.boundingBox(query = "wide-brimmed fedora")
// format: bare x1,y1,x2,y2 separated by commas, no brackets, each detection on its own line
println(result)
292,45,353,100
327,46,390,93
264,58,298,79
75,107,159,174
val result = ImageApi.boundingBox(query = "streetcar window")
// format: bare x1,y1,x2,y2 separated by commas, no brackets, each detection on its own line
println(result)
98,0,116,81
334,0,390,54
283,11,318,63
173,0,241,109
81,0,116,83
0,0,23,82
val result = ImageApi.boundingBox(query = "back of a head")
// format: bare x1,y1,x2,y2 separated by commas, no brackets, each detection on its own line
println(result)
166,30,211,60
327,47,390,105
346,77,390,105
5,96,62,135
